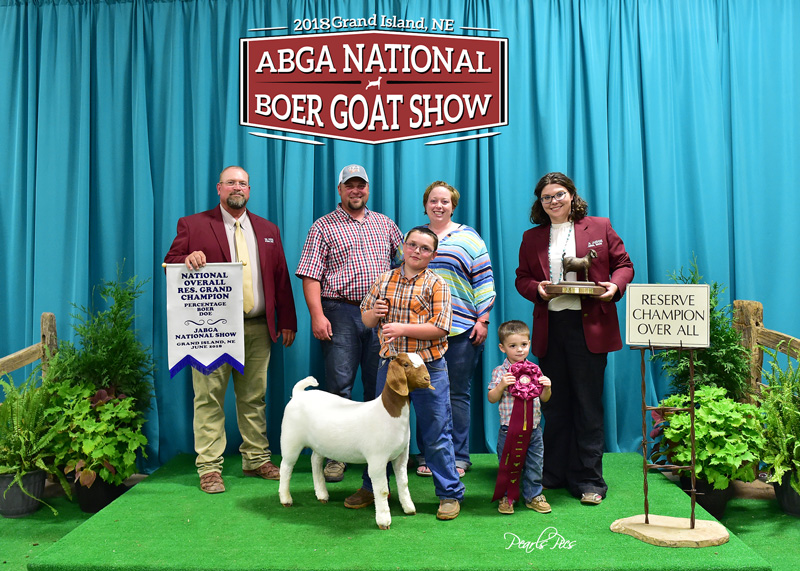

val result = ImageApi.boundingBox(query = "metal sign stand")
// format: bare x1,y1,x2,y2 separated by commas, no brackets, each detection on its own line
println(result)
638,344,698,527
609,343,729,547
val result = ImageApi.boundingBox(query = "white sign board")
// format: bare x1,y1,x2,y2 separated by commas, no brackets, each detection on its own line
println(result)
165,262,245,377
626,284,710,348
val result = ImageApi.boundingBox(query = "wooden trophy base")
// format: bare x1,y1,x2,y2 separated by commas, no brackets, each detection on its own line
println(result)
546,282,605,296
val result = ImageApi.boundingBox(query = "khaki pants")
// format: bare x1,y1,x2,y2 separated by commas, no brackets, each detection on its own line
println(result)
192,317,272,476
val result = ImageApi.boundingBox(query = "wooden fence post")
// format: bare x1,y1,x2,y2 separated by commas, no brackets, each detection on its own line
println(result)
733,300,764,396
40,312,58,375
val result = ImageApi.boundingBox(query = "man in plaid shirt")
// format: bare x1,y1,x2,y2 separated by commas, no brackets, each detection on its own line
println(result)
295,164,403,482
344,226,465,521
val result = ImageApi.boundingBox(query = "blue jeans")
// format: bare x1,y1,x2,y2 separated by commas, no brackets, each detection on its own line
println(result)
417,329,483,469
496,424,544,502
363,357,464,500
444,329,483,468
320,299,379,401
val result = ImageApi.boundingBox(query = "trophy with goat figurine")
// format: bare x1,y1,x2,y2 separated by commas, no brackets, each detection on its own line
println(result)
545,249,606,296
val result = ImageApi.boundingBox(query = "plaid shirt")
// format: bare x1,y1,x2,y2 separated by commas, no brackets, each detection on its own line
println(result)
488,358,543,428
295,205,403,301
361,266,452,361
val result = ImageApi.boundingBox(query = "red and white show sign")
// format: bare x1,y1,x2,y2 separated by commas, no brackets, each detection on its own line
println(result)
240,31,508,144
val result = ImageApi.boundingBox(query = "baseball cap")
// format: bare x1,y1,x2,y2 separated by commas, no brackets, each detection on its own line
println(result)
338,164,369,184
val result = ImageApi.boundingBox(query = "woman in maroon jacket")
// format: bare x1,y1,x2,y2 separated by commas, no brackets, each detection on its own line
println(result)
515,172,634,505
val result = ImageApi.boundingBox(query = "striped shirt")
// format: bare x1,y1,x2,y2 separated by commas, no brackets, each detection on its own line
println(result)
489,358,543,428
361,266,452,361
427,224,495,335
295,205,403,301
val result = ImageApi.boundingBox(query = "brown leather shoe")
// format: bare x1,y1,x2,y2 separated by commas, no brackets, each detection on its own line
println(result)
344,488,374,509
436,498,461,520
200,471,225,494
243,461,280,480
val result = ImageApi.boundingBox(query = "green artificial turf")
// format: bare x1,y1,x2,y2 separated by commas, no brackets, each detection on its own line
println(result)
0,491,92,569
720,496,800,571
7,453,774,571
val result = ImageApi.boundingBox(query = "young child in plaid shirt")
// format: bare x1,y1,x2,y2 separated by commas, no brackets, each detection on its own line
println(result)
488,320,552,515
345,226,465,521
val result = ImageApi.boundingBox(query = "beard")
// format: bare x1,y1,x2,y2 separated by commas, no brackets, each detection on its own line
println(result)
346,196,365,211
226,193,247,209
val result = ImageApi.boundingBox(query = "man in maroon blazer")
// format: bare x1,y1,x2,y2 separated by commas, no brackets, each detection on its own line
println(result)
164,165,297,494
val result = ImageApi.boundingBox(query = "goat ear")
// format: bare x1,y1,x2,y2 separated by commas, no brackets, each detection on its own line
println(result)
386,360,409,396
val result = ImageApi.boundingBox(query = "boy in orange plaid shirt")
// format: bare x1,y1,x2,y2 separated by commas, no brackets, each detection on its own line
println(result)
345,226,465,521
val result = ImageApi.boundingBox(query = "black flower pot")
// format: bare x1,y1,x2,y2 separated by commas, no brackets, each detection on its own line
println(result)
773,473,800,517
680,475,735,520
0,470,46,518
75,477,128,513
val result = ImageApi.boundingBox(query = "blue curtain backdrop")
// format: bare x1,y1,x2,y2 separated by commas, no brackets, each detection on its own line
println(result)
2,0,798,472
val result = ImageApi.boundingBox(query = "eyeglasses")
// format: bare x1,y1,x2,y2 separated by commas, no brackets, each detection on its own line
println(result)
221,180,249,188
540,190,568,204
404,241,434,255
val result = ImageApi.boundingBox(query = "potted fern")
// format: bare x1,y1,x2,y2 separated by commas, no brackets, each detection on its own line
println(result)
651,256,751,401
651,385,765,518
44,273,155,412
0,372,71,517
758,344,800,516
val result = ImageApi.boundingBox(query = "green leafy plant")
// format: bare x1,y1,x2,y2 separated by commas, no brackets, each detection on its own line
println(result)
39,270,154,490
45,381,148,488
652,385,764,489
651,255,751,400
758,344,800,495
45,272,154,411
0,372,72,515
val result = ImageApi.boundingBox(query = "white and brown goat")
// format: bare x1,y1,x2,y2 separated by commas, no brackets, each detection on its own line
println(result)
278,353,431,529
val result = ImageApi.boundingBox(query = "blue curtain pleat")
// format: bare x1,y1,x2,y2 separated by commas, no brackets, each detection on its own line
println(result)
2,0,799,472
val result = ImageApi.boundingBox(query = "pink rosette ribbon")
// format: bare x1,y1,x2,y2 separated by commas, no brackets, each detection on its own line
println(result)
508,360,543,400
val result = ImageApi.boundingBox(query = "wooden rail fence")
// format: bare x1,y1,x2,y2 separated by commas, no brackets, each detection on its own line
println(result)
0,312,58,378
733,300,800,394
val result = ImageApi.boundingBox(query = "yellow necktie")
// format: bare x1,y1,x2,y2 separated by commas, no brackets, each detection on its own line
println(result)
235,221,254,313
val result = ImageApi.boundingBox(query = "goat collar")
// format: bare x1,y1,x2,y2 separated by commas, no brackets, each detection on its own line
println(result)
387,352,425,368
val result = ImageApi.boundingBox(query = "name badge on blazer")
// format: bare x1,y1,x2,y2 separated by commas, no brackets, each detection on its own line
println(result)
264,238,274,243
588,239,603,248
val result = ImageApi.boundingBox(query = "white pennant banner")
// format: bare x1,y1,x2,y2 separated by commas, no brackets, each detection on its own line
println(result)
165,262,245,377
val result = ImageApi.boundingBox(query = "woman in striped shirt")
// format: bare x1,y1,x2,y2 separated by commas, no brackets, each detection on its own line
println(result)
416,181,496,477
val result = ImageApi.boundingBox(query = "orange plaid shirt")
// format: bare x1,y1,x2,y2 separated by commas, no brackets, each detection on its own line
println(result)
361,265,452,361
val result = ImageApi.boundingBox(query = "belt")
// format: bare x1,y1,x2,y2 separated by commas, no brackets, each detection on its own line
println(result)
322,297,362,306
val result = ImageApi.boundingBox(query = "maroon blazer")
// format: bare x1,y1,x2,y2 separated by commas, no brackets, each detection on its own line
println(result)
515,216,634,357
164,206,297,342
